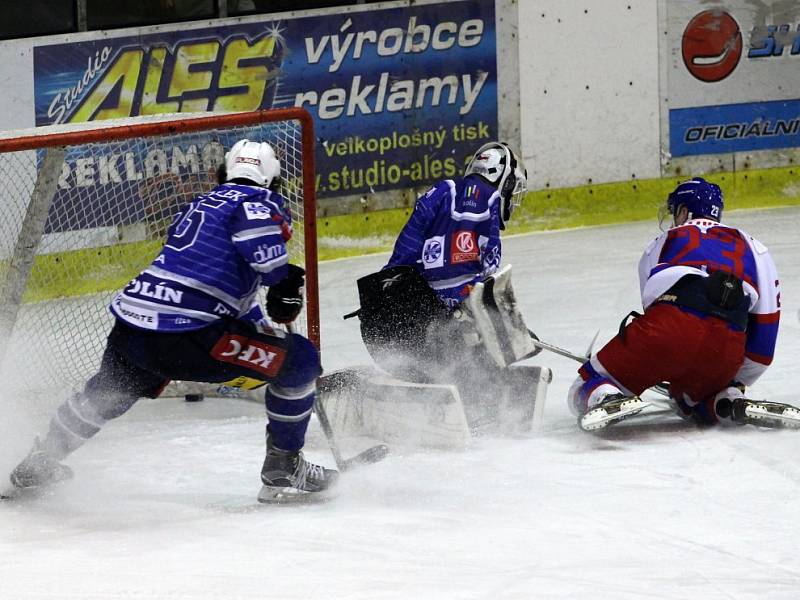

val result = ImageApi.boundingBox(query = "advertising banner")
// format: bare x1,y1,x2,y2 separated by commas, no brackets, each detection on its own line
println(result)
662,2,800,158
32,0,498,200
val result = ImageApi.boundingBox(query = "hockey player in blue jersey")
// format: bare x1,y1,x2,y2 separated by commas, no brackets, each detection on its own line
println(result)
386,141,522,308
353,141,530,387
7,140,336,503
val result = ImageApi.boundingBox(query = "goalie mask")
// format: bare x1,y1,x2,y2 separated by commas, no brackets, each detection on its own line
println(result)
223,139,281,188
658,177,723,230
465,142,528,229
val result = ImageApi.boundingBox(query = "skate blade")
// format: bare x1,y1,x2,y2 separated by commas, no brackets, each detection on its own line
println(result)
580,398,650,432
256,484,337,505
0,488,23,501
744,403,800,429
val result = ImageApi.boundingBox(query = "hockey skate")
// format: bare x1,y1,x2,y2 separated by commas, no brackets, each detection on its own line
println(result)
720,398,800,429
579,394,650,432
2,439,74,499
258,439,339,504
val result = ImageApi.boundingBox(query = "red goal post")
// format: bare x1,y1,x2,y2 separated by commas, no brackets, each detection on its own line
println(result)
0,108,318,403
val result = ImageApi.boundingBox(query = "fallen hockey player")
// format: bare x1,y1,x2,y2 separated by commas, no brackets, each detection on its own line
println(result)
333,142,550,441
568,177,798,432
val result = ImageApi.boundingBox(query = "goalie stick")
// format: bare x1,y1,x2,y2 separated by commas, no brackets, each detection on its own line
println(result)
314,394,389,472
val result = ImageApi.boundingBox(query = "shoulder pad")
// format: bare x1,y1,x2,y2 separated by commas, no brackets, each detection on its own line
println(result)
751,236,768,254
643,234,664,255
737,227,769,254
421,180,452,198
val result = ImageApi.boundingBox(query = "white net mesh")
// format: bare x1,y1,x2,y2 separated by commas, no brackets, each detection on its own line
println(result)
0,112,311,408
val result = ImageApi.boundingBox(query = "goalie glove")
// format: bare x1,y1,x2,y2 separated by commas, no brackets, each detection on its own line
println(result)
267,264,305,324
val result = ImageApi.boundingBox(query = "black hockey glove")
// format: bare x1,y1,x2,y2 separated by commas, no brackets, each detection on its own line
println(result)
267,264,305,324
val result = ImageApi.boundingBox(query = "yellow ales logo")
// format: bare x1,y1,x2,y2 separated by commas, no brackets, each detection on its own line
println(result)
55,31,284,124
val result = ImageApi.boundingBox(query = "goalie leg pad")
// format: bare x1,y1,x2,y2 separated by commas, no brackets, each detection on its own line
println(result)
489,365,552,434
317,367,471,449
461,265,536,368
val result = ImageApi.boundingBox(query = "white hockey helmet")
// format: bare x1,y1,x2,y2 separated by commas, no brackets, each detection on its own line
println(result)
224,139,281,187
465,142,527,228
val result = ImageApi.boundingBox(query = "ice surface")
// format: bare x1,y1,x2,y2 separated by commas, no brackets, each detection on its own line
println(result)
1,208,799,599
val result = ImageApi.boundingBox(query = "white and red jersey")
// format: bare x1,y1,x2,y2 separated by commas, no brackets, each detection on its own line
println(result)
638,218,780,386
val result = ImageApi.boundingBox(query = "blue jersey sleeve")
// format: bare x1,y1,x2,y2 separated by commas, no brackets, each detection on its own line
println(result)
480,201,502,275
385,184,445,269
230,191,293,286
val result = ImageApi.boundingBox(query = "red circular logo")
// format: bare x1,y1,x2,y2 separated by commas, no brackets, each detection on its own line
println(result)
682,10,743,82
455,231,475,253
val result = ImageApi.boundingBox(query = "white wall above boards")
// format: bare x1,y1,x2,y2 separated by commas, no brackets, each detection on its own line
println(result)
518,0,661,190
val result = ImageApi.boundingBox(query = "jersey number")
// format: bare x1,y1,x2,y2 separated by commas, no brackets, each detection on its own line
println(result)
666,226,747,279
165,197,226,252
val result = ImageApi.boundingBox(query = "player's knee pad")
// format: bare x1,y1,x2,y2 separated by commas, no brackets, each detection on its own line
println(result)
275,333,322,389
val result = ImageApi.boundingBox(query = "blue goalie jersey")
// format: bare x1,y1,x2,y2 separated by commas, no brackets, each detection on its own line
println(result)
386,175,501,307
111,183,293,332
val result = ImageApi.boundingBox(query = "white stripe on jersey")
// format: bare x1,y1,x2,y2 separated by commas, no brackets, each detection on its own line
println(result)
145,266,244,308
232,224,284,241
257,191,285,215
249,252,289,273
118,293,219,320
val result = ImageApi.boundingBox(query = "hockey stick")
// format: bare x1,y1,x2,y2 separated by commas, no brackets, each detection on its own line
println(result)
313,396,389,472
530,338,590,364
284,322,389,471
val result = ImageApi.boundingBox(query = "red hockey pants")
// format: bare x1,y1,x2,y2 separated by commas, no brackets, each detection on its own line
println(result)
597,303,745,407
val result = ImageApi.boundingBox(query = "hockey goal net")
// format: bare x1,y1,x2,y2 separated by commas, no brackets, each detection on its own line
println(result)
0,109,317,406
